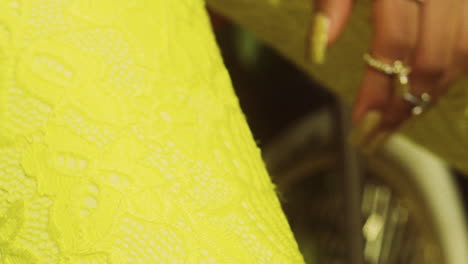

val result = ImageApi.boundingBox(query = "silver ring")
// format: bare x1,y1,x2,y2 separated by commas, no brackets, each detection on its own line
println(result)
402,92,431,115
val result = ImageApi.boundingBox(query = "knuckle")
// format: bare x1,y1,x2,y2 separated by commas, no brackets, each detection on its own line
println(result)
455,44,468,70
378,32,416,55
385,99,415,127
455,47,468,72
382,105,409,129
382,115,403,130
412,58,446,78
455,43,468,58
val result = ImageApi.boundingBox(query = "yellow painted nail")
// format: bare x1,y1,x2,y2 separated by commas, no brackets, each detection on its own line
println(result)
348,111,382,147
362,132,390,155
310,13,330,64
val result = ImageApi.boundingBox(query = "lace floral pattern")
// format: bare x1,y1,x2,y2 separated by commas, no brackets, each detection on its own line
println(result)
0,0,304,263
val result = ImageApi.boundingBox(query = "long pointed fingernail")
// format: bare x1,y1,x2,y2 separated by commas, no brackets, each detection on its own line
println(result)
362,132,391,155
309,13,330,64
348,111,382,147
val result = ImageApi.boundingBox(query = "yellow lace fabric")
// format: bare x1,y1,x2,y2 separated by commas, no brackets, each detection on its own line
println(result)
0,0,304,263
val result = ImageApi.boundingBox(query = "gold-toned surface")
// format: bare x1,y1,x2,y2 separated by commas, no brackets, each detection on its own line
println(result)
207,0,468,174
363,53,410,97
363,54,410,76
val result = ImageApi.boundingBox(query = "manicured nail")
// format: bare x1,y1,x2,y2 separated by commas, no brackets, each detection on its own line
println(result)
362,132,390,155
348,111,382,147
309,13,330,64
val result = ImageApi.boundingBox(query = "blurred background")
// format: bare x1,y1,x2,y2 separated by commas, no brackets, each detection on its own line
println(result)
210,11,468,264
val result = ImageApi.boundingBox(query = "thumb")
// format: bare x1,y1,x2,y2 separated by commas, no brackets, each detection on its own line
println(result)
308,0,354,64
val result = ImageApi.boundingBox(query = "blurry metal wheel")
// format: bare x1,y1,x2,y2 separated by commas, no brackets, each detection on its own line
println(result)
263,109,468,264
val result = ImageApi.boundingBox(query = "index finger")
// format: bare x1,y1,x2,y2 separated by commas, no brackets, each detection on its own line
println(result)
350,0,420,145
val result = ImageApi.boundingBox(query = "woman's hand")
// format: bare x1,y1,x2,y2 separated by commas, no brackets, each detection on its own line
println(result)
308,0,466,152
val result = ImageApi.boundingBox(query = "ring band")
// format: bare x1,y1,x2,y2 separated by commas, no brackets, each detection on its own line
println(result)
363,53,431,115
363,53,410,76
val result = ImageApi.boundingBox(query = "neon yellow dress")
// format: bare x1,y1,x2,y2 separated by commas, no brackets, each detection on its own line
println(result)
0,0,304,263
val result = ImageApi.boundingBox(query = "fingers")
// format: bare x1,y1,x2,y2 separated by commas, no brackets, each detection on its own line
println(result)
439,0,468,95
455,0,468,73
431,0,468,103
350,0,420,148
307,0,353,64
311,0,466,153
379,0,463,133
413,0,461,73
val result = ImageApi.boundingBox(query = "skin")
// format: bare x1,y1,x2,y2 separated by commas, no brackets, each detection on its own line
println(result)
313,0,466,141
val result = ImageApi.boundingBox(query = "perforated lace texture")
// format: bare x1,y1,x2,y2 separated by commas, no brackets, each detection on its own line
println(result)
0,0,304,263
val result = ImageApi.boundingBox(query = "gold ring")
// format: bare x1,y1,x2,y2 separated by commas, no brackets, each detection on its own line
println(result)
363,53,411,94
363,53,410,76
363,53,431,115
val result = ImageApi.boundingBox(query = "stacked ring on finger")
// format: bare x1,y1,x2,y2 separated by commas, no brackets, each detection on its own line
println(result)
363,53,431,116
